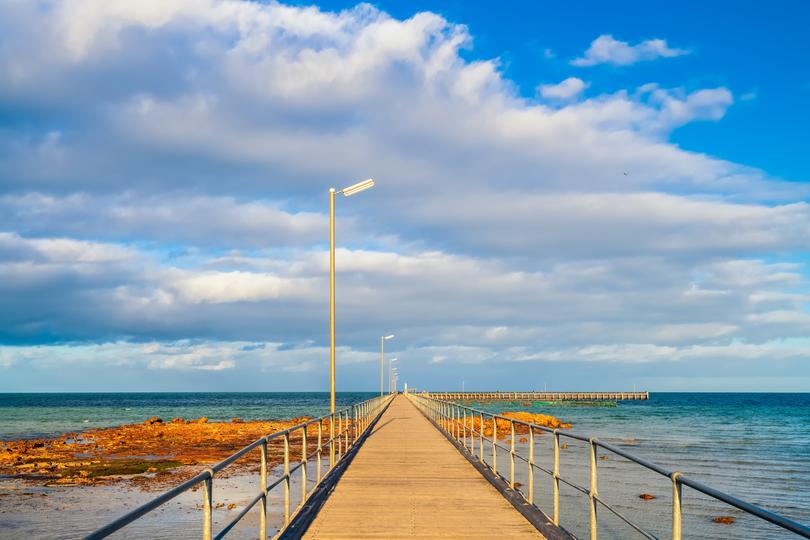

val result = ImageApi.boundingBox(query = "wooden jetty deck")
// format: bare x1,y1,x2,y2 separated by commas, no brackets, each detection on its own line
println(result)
301,394,546,539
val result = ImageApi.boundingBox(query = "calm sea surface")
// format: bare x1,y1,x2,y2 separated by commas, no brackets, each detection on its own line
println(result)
471,392,810,539
0,392,808,539
0,392,376,440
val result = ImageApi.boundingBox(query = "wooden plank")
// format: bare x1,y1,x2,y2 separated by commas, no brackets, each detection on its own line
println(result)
302,395,545,539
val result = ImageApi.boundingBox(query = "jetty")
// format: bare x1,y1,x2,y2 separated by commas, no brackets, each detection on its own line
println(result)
86,392,810,540
298,395,548,539
425,391,649,401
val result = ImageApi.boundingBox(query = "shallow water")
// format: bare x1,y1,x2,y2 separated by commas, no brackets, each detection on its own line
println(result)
0,392,375,440
466,392,810,539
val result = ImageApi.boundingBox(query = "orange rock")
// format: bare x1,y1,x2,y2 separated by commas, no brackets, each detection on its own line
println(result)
499,412,572,430
0,417,319,488
193,417,209,424
144,417,163,425
713,516,735,525
454,412,571,438
639,493,656,500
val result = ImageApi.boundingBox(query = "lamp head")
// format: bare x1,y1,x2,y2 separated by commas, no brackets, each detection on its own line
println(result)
340,178,375,197
383,334,395,340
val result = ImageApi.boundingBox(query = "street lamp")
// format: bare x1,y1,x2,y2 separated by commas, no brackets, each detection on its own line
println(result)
389,358,398,394
380,334,394,396
329,178,375,467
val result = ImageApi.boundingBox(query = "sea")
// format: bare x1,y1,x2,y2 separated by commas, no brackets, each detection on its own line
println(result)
0,392,808,539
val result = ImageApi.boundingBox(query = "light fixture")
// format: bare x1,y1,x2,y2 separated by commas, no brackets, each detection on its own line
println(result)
340,178,375,197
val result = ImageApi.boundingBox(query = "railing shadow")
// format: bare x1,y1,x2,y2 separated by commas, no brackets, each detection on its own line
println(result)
278,396,395,539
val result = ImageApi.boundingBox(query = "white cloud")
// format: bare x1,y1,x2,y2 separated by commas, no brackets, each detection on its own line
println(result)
0,0,808,388
572,34,689,67
538,77,588,100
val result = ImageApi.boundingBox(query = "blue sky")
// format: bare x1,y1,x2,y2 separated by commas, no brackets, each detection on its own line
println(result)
1,0,809,392
311,0,810,181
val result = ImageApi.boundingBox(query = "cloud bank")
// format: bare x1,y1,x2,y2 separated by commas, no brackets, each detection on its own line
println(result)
0,0,808,390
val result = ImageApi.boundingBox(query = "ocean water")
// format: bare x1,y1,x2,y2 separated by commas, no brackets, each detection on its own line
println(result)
0,392,808,539
0,392,376,440
467,392,810,539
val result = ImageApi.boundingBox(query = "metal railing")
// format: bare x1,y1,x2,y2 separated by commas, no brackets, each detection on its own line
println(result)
409,394,810,540
86,394,393,540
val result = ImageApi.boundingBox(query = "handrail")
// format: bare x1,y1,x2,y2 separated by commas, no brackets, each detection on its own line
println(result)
408,394,810,540
85,394,394,539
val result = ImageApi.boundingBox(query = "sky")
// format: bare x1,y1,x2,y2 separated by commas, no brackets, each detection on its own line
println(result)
1,0,809,392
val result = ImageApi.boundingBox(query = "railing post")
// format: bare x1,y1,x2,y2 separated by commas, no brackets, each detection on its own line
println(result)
337,412,343,460
528,427,534,504
589,437,598,540
343,410,349,454
672,472,683,540
510,421,515,489
317,420,323,484
301,425,308,504
352,405,360,442
260,439,268,539
329,414,335,470
284,432,290,526
203,472,213,540
553,430,560,525
479,412,485,463
492,415,497,476
463,408,468,450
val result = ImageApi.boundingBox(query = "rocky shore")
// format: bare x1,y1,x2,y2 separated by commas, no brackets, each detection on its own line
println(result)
0,416,317,489
0,410,572,490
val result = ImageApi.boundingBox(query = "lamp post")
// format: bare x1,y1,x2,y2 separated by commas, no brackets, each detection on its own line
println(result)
329,178,375,468
380,334,394,396
388,358,398,394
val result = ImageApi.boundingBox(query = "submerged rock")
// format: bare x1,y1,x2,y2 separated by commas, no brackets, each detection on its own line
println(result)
500,412,572,430
460,412,572,438
713,516,735,525
638,493,656,501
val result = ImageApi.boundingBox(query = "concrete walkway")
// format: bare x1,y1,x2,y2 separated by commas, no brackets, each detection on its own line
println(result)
302,395,545,539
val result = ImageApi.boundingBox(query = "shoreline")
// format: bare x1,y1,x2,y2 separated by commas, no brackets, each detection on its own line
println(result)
0,415,317,490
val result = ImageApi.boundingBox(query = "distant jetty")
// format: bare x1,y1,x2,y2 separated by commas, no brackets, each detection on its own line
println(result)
423,391,649,401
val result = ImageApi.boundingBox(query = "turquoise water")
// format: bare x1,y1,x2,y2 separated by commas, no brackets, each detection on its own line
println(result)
0,392,375,440
466,393,810,539
0,392,808,538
